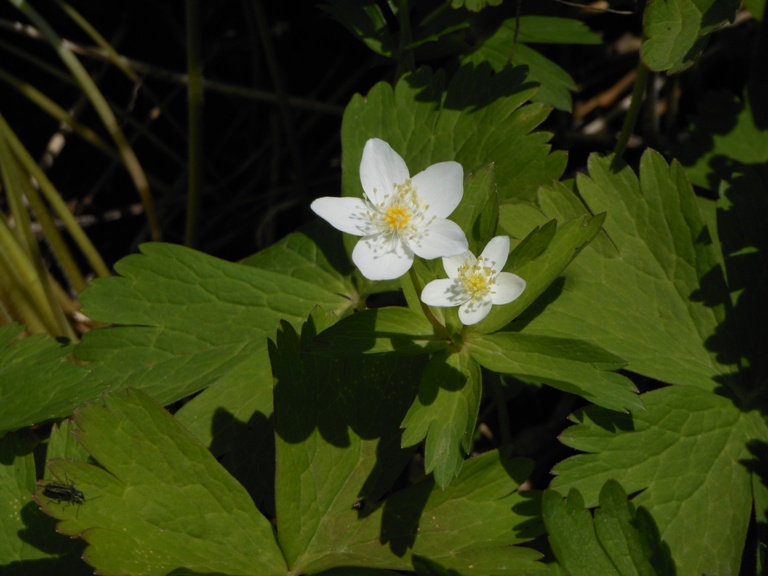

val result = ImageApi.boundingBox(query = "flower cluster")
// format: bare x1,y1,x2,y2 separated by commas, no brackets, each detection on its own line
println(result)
311,138,525,324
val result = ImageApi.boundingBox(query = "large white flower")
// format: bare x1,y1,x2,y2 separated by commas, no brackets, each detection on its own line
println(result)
420,236,526,325
310,138,468,280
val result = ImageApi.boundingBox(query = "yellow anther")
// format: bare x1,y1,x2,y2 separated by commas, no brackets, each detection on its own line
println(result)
384,204,412,230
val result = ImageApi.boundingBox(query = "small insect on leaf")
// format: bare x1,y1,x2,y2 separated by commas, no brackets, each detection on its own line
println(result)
40,481,86,505
352,498,365,511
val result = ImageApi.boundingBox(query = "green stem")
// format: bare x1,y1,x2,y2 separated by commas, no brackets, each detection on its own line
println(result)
613,58,649,161
395,0,415,78
408,267,451,341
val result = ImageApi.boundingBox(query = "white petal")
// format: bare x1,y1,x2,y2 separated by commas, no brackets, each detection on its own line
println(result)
407,218,468,260
459,297,493,325
480,236,510,274
411,161,464,218
359,139,409,204
352,234,414,280
420,278,469,307
490,272,526,305
311,197,372,236
442,250,476,279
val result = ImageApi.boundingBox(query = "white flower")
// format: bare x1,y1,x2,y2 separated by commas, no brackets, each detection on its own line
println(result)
420,236,526,325
310,138,468,280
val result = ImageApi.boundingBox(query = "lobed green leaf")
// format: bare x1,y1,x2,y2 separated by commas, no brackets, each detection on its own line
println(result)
271,320,425,572
341,64,565,207
552,386,766,575
514,150,732,389
35,388,286,576
642,0,740,72
468,332,641,413
473,211,606,334
308,307,447,356
543,481,668,576
76,242,353,405
400,348,483,487
0,323,92,437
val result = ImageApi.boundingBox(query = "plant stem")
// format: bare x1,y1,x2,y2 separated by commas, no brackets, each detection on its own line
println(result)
408,267,451,341
613,57,649,162
395,0,415,78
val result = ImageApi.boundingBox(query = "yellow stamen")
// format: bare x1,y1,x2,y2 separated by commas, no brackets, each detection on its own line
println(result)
384,204,412,230
458,258,496,298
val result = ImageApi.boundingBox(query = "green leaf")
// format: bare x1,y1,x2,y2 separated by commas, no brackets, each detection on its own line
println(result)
316,570,402,576
642,0,740,73
286,447,544,574
502,215,557,269
510,43,577,112
450,0,503,12
45,418,89,463
0,323,92,437
552,386,766,575
320,0,396,57
544,481,669,576
593,481,668,576
309,307,447,356
513,16,603,45
473,211,606,334
174,227,358,513
173,348,277,515
412,555,463,576
242,219,356,289
543,488,620,576
516,151,731,389
35,388,287,576
341,65,565,206
468,332,641,413
708,166,768,400
673,92,768,191
463,16,599,111
449,162,499,254
0,431,88,574
355,450,545,574
271,320,425,573
75,242,352,405
743,0,765,19
401,348,483,487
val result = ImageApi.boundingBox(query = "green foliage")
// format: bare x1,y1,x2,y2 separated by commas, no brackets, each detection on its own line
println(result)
0,324,91,437
450,0,503,12
507,151,732,388
341,65,566,206
674,93,768,190
401,348,482,487
552,387,765,575
464,16,602,111
642,0,741,72
467,332,641,412
543,481,672,576
36,388,287,576
3,1,767,575
76,241,354,404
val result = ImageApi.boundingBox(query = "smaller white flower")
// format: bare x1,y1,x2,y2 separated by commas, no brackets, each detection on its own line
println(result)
310,138,468,280
420,236,526,326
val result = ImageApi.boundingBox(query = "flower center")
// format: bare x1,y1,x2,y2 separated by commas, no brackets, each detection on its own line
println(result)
383,204,412,230
368,178,434,239
458,257,496,299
